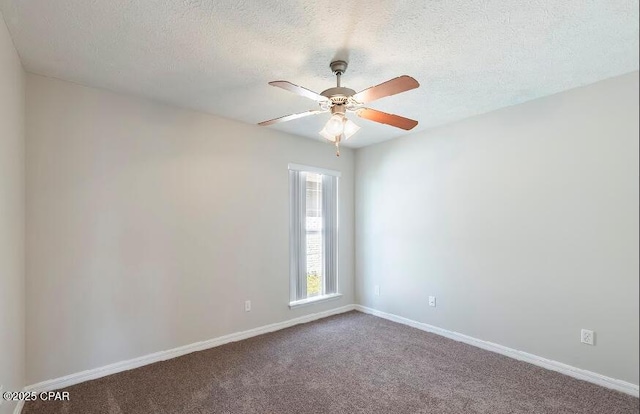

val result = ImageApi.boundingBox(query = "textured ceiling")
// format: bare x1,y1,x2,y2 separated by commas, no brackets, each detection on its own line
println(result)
1,0,638,147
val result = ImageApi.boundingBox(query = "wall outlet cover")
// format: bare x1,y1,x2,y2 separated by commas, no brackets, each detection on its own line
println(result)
581,329,595,345
244,300,251,312
374,285,380,296
428,296,436,307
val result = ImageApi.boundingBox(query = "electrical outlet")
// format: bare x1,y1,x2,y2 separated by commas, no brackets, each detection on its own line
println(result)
428,296,436,307
581,329,595,345
244,300,251,312
374,285,380,296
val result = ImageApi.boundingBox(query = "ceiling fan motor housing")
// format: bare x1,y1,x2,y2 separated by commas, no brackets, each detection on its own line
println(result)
320,87,356,100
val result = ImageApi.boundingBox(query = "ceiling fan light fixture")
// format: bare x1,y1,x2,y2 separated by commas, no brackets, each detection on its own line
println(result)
319,126,338,142
342,118,360,140
319,115,360,142
324,114,345,136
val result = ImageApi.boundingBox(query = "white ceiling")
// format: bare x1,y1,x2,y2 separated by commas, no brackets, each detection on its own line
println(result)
1,1,638,148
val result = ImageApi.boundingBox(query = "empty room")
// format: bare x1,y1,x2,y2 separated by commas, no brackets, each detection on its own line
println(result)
1,1,638,413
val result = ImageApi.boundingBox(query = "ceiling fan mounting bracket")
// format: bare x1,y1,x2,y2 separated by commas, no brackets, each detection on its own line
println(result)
330,60,348,75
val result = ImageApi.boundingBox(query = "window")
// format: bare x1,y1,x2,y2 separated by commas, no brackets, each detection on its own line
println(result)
289,164,340,307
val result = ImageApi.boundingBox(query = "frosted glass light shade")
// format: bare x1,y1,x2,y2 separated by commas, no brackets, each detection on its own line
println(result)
319,114,360,142
324,114,344,136
342,119,360,139
319,127,337,142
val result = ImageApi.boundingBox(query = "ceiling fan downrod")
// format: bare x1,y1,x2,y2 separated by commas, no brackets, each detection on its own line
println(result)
331,60,348,88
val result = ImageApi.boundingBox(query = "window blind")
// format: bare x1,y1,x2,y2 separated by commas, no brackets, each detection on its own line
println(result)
289,169,307,302
322,174,338,295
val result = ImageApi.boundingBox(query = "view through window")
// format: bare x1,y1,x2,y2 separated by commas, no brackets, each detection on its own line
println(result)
305,173,323,298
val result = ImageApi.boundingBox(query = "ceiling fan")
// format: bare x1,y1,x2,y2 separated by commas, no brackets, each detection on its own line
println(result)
258,60,420,156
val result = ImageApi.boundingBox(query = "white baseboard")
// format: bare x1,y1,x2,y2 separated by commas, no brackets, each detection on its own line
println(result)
355,305,639,398
23,305,356,395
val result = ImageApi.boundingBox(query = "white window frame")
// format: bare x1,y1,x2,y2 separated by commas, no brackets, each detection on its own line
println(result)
288,163,342,309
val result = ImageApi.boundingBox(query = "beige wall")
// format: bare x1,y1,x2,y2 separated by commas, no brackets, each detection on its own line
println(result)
25,74,355,384
355,72,640,385
0,11,25,414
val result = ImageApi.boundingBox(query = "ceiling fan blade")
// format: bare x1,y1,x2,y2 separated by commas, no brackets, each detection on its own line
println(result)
356,108,418,131
269,81,328,102
258,110,325,126
352,76,419,104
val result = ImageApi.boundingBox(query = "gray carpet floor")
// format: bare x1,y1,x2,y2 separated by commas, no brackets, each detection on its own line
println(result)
23,311,639,413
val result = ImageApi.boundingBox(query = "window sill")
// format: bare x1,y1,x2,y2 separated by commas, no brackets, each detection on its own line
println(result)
289,293,343,309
